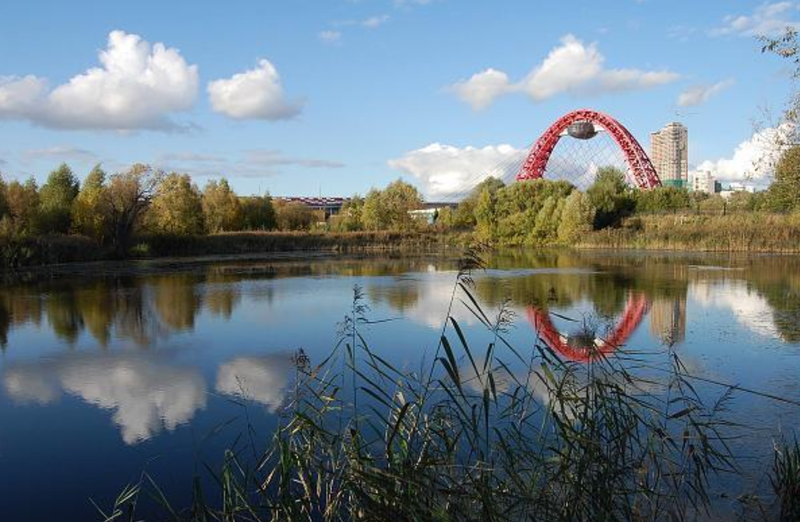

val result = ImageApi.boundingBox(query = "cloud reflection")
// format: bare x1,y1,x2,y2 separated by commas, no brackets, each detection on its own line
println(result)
3,353,206,444
215,354,294,412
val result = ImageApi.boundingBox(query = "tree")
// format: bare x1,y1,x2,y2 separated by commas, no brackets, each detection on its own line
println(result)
39,163,80,234
453,177,506,229
331,196,364,232
766,145,800,211
146,173,205,235
558,191,596,243
202,179,243,233
586,167,635,229
274,200,316,230
635,186,692,213
104,164,163,252
72,165,108,240
0,173,8,220
2,178,40,236
474,186,498,240
362,180,424,231
240,194,277,230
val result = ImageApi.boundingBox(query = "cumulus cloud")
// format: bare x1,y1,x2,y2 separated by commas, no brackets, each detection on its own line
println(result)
0,31,198,131
712,1,800,37
677,79,735,107
208,59,303,120
216,354,294,411
3,353,207,445
449,35,679,110
692,124,795,184
388,142,526,198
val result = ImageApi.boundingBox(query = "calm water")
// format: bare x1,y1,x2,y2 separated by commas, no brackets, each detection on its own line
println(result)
2,250,800,520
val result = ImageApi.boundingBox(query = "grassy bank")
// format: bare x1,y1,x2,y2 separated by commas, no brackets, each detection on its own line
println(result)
580,213,800,253
0,230,466,270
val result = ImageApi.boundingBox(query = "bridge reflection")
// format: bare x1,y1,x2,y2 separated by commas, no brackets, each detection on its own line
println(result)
526,293,650,362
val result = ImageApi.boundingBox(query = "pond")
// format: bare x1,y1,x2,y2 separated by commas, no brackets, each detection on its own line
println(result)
1,249,799,520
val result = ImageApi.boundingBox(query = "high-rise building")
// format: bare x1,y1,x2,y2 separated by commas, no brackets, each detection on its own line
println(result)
650,122,688,187
689,170,717,194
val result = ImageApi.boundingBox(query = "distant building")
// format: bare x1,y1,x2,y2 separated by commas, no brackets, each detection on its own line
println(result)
689,171,717,194
719,182,757,199
650,122,688,188
274,197,347,217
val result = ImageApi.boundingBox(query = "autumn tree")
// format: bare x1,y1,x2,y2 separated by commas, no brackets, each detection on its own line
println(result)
146,173,204,235
274,200,317,230
72,165,108,240
0,173,7,220
240,194,277,230
39,163,80,234
104,164,163,252
202,179,243,233
2,178,40,236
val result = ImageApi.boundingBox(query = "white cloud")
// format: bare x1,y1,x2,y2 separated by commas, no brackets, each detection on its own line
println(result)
692,123,795,183
388,142,525,198
3,353,207,445
208,59,304,120
677,79,735,107
449,35,679,110
450,69,512,110
319,30,342,44
691,280,781,339
712,2,800,37
216,355,293,412
0,31,198,131
362,15,390,28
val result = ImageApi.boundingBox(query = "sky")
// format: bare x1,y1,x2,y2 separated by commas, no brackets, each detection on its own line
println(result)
0,0,797,199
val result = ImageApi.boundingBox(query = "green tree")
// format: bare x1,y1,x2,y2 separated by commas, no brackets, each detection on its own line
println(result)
146,173,204,235
453,177,506,229
39,163,80,234
331,196,364,232
474,186,498,240
586,167,635,229
635,186,692,213
533,195,562,243
104,164,163,252
72,165,108,240
364,179,424,231
241,194,277,230
766,145,800,211
202,179,243,233
558,190,596,243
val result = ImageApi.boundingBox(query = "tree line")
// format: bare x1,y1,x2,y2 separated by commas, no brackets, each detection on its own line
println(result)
2,143,800,252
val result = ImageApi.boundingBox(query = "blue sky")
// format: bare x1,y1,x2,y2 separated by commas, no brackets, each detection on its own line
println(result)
0,0,796,198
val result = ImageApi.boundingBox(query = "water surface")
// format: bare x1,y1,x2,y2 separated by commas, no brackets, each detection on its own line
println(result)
1,250,799,520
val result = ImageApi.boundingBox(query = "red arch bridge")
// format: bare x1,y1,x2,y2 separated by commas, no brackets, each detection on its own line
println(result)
526,293,650,363
516,109,662,190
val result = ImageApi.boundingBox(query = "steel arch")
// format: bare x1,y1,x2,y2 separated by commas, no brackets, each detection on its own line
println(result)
516,109,661,189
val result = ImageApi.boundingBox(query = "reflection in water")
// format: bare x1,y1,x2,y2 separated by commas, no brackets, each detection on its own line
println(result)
526,293,650,362
649,296,687,344
4,353,207,444
216,354,294,412
692,280,783,340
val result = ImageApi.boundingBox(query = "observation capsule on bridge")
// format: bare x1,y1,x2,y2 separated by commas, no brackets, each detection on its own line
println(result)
566,121,598,140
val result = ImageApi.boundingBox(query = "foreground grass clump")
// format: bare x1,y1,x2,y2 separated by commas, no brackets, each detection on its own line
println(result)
100,248,793,522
